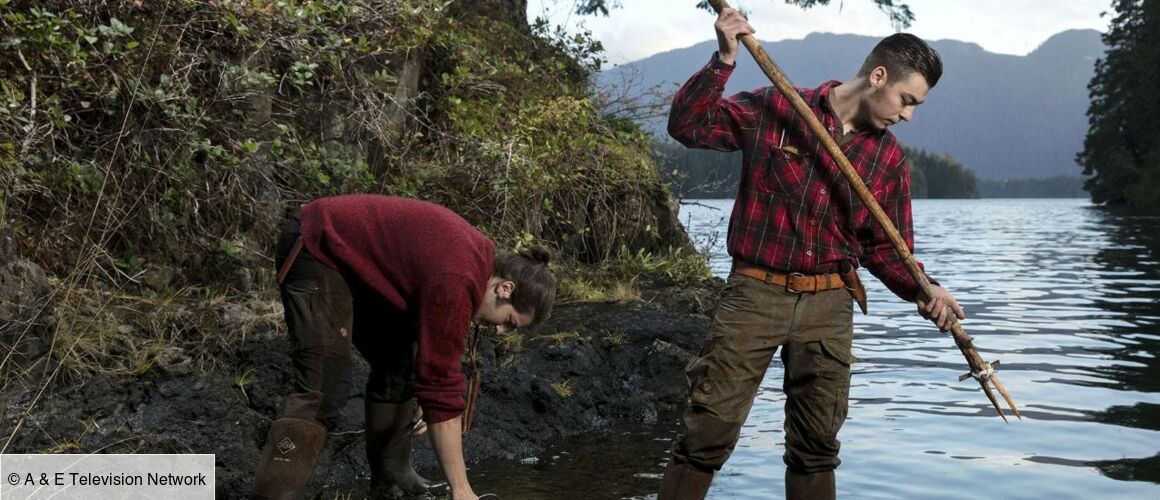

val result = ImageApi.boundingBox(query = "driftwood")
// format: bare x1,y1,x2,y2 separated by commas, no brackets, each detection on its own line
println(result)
706,0,1021,421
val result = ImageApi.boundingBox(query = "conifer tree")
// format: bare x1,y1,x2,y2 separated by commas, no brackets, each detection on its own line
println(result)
1078,0,1160,212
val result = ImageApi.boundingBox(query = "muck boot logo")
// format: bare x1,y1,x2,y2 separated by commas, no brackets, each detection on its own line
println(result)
277,437,297,455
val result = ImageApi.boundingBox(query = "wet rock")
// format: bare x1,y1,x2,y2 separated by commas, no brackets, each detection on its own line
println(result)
140,264,178,292
0,259,56,383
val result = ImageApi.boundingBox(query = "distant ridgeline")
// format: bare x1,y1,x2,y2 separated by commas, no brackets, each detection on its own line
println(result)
657,141,985,199
603,30,1105,182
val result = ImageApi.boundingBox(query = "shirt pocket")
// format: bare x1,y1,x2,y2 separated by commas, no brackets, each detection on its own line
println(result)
758,142,811,196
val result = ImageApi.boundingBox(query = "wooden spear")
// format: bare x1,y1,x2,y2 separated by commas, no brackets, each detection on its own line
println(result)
705,0,1021,421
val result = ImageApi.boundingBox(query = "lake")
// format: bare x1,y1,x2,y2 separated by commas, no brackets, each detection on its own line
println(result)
471,198,1160,499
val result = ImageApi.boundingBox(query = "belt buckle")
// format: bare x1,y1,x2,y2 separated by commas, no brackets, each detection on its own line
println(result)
786,272,805,293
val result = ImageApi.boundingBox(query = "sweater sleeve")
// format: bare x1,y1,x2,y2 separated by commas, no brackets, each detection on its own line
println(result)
412,274,477,424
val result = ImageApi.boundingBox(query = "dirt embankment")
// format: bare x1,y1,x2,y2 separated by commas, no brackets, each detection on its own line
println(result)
1,278,721,497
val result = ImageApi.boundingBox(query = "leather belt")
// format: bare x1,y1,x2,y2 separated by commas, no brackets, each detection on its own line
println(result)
733,261,845,293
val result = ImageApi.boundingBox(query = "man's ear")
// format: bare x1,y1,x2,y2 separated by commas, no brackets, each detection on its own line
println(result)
869,66,888,88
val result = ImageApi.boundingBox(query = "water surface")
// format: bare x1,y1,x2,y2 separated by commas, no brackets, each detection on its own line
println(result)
474,198,1160,499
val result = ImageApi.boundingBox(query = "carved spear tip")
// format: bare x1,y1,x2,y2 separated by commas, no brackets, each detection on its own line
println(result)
991,375,1023,420
980,381,1008,423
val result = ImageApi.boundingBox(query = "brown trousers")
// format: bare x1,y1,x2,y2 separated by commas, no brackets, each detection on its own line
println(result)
671,269,855,474
275,216,417,429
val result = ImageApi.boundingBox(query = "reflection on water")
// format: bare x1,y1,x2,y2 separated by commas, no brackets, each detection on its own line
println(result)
473,199,1160,499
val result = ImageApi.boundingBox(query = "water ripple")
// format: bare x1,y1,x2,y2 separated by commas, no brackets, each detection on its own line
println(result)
679,198,1160,499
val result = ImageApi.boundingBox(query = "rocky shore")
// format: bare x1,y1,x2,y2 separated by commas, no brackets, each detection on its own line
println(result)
1,273,721,498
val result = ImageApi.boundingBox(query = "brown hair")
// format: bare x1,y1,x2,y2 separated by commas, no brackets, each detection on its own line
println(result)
493,244,557,327
857,33,943,88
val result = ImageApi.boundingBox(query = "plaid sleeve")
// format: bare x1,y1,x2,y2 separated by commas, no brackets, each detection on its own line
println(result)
860,154,938,301
667,53,762,152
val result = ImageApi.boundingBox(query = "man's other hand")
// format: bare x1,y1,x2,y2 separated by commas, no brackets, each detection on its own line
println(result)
714,7,755,66
917,285,966,332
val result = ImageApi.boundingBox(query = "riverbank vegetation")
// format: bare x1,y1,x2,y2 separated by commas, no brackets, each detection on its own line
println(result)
0,0,707,387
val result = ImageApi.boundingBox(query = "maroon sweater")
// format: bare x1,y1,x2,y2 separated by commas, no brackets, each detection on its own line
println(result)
299,195,495,424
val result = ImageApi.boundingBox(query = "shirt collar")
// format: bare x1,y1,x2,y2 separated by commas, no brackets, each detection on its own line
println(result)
814,80,886,138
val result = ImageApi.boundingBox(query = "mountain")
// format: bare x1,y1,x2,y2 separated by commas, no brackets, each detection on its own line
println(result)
600,30,1105,180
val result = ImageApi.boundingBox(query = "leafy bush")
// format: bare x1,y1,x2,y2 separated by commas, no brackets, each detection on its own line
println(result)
1,0,692,286
0,0,702,381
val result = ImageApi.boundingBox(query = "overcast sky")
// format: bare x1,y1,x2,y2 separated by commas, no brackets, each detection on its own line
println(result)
527,0,1112,65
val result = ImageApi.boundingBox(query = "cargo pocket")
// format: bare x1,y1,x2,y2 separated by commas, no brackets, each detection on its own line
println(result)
283,278,323,354
686,350,718,408
818,335,854,436
314,274,353,359
819,336,855,367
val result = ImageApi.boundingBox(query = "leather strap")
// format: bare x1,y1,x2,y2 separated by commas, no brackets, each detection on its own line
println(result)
733,261,845,293
276,205,307,285
839,263,869,314
277,237,304,285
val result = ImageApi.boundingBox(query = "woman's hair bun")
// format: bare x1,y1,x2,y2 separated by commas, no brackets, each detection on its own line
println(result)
520,244,552,265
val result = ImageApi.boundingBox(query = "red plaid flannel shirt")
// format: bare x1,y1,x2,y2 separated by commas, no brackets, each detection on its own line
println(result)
669,55,935,301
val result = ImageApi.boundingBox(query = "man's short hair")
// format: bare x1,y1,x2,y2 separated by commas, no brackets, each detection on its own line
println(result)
857,33,943,88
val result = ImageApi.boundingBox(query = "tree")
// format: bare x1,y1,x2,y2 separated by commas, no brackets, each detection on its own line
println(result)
573,0,914,29
1077,0,1160,213
905,148,979,199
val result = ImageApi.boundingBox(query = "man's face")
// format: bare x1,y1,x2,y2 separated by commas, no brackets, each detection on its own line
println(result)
865,69,931,131
474,278,534,334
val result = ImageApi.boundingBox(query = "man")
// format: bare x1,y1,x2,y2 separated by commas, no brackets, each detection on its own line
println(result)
252,194,557,500
658,8,965,500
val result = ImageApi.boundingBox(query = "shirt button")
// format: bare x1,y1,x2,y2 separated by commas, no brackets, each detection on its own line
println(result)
820,188,827,194
806,250,814,257
810,218,817,226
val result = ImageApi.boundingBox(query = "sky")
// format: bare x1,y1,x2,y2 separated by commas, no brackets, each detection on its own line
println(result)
527,0,1113,65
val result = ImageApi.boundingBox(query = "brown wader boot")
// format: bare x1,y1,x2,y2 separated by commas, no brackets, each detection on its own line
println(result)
786,469,836,500
252,418,328,499
657,462,714,500
365,400,444,496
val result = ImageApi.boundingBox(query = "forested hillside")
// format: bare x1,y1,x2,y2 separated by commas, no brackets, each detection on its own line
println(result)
655,141,978,199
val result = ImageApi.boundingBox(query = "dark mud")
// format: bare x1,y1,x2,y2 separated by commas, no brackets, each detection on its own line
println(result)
1,279,721,498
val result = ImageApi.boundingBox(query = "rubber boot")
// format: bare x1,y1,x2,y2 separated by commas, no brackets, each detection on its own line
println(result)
365,400,445,496
252,418,328,500
657,462,714,500
785,469,836,500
